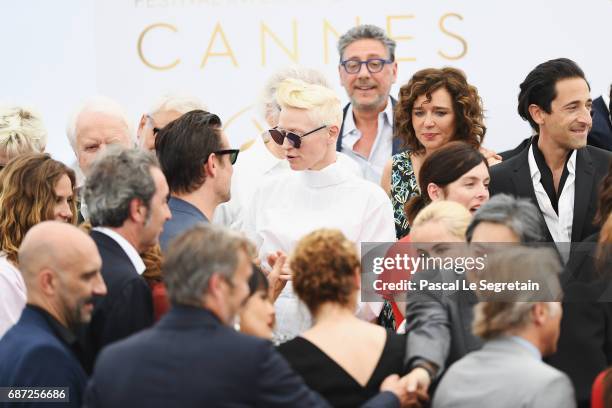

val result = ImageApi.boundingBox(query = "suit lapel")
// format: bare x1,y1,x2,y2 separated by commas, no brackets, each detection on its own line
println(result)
511,145,555,242
571,148,595,242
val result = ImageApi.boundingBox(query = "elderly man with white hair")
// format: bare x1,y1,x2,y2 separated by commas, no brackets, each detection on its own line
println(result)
243,78,395,342
66,96,133,220
136,92,206,151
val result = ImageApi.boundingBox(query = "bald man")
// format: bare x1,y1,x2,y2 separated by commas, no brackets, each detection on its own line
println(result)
0,222,105,408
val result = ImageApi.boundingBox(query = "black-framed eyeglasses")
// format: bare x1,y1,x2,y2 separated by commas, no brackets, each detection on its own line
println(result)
340,58,393,74
268,125,326,149
214,149,240,165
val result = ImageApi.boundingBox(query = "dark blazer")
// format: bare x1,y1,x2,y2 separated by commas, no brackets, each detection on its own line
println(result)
0,306,87,408
547,233,612,408
589,96,612,151
84,231,153,369
489,141,612,242
336,98,403,155
84,306,399,408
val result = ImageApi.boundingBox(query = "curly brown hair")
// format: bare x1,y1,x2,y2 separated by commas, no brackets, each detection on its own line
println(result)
0,153,77,263
595,160,612,226
290,229,360,314
394,67,486,154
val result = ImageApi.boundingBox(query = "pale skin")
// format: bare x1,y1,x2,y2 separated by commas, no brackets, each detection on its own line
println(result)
528,77,592,193
380,88,501,196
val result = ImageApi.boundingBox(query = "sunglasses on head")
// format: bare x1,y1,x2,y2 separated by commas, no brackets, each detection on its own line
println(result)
213,149,240,165
268,125,327,149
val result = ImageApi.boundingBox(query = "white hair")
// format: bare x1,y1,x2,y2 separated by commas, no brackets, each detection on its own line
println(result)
147,92,206,117
259,66,331,125
276,78,342,128
66,95,132,152
0,105,47,160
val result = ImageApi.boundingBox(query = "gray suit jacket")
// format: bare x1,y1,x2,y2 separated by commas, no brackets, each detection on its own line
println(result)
432,337,576,408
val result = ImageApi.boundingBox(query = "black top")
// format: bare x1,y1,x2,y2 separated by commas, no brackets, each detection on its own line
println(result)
278,331,406,408
531,136,573,214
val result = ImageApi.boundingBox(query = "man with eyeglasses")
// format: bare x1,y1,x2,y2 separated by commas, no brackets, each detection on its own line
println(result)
337,24,401,184
155,110,239,252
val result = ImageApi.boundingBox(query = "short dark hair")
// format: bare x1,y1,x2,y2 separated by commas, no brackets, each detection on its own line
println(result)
155,110,223,194
517,58,589,132
405,142,488,224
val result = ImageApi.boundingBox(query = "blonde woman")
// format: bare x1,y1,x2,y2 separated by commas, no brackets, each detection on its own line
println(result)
0,153,77,337
0,106,46,169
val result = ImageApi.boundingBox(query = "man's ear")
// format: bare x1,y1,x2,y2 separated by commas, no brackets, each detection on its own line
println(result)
38,268,57,297
531,303,547,326
128,197,147,223
204,153,217,178
528,104,545,128
137,114,147,138
427,183,443,201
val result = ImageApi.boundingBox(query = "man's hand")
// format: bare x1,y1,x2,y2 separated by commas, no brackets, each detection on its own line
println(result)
479,146,503,166
266,251,290,302
403,367,431,393
380,374,428,408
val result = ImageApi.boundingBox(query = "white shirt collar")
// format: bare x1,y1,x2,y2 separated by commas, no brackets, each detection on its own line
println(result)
92,227,146,275
528,143,577,180
298,159,352,188
603,91,611,116
342,96,394,137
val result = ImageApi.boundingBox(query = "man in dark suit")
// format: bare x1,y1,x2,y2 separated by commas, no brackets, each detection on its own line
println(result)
588,85,612,150
490,58,612,243
336,24,401,183
81,147,171,368
0,222,106,408
85,224,412,408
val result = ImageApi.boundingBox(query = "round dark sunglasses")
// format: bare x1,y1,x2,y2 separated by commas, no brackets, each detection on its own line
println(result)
268,125,326,149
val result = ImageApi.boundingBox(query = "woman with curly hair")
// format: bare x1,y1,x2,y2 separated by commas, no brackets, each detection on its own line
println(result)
381,67,499,240
0,153,77,337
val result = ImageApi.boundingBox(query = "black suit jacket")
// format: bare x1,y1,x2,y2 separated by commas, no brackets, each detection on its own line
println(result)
84,231,153,370
588,96,612,151
84,306,399,408
547,233,612,408
489,141,612,242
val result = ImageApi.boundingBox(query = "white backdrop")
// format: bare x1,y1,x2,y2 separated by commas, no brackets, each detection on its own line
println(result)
2,0,611,166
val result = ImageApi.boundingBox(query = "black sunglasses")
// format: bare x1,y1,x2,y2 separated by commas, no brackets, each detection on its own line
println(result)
214,149,239,165
268,125,326,149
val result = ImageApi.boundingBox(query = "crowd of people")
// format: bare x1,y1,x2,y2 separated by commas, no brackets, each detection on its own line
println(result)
0,23,612,408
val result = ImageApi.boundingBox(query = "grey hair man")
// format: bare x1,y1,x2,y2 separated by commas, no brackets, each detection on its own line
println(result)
137,92,206,151
336,24,399,183
85,224,411,407
433,248,575,408
66,95,133,177
466,193,546,243
82,147,171,364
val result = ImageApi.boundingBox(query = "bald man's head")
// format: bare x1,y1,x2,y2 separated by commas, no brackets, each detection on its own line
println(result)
18,221,106,330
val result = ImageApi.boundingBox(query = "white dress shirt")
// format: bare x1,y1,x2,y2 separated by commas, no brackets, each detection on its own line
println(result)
0,253,26,339
92,227,146,275
528,145,576,244
244,160,395,340
341,97,394,184
214,136,364,230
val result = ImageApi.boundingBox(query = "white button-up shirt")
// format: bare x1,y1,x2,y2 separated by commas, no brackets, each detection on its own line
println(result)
528,145,576,244
341,97,394,184
0,253,26,339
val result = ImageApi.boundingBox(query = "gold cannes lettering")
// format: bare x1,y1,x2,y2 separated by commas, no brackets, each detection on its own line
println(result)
136,14,467,70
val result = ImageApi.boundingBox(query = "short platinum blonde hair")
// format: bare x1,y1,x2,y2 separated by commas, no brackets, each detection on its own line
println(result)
472,247,563,340
147,92,206,117
276,78,342,128
412,200,472,240
0,106,47,161
66,95,132,151
259,66,330,125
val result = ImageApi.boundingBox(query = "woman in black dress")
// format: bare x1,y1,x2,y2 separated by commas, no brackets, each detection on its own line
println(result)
277,229,408,408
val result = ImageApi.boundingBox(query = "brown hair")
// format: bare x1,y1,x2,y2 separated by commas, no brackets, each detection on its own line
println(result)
0,153,77,263
404,142,488,224
394,67,485,154
290,229,360,314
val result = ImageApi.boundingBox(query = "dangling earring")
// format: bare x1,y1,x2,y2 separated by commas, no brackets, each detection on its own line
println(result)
233,315,241,332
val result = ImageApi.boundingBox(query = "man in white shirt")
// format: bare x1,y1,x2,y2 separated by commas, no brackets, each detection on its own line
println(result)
490,58,612,243
81,147,171,367
336,24,402,184
244,78,395,341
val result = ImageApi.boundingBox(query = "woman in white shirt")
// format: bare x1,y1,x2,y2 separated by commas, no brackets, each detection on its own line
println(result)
244,78,396,341
0,153,77,338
